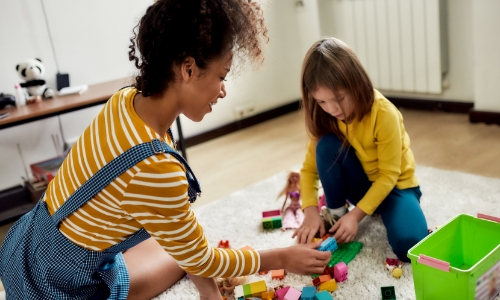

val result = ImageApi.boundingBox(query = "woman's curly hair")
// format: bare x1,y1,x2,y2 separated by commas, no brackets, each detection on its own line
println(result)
129,0,268,97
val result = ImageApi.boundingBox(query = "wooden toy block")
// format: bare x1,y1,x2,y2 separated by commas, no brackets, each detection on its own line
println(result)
381,286,396,300
313,274,332,286
284,287,301,300
315,290,333,300
318,237,338,252
319,279,337,292
272,269,285,280
333,262,348,282
275,286,290,300
250,280,267,297
261,291,275,300
301,286,316,300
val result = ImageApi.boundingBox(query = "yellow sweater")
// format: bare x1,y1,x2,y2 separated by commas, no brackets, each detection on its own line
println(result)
45,87,260,277
300,90,418,215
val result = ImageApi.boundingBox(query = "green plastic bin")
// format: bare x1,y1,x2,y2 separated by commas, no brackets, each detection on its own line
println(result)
408,214,500,300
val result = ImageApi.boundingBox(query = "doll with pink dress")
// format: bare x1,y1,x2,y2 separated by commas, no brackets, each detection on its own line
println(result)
277,171,305,231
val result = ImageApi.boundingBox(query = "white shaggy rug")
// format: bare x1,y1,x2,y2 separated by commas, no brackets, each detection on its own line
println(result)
153,165,500,300
0,166,499,300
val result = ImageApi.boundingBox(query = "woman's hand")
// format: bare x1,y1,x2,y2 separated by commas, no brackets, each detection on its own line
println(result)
292,206,324,244
329,207,366,244
283,240,331,275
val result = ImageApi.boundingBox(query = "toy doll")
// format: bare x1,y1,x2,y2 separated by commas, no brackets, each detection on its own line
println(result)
277,171,304,231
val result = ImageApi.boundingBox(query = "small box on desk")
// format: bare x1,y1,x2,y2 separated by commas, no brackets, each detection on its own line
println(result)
30,156,65,184
408,213,500,300
0,185,35,223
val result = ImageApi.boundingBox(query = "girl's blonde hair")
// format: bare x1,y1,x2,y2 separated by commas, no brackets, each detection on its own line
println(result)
301,37,374,144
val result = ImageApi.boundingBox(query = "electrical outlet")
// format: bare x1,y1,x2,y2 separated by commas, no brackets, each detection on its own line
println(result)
234,102,256,120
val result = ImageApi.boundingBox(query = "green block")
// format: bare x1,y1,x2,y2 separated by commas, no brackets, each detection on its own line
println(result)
327,241,363,267
262,219,273,229
381,286,396,300
243,284,252,297
272,218,282,229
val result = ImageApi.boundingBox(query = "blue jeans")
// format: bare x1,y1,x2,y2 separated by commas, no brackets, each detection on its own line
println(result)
316,134,428,262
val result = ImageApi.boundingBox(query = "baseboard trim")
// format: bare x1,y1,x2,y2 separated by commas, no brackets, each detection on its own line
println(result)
184,100,301,147
469,109,500,125
386,96,474,113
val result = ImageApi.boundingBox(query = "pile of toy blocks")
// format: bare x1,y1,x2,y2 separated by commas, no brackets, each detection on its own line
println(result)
261,209,282,230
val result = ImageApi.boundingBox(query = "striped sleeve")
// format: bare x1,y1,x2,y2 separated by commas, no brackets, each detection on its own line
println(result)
121,158,260,277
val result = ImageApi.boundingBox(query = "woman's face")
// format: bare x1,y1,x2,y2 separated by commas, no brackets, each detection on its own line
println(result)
182,53,232,122
310,86,353,123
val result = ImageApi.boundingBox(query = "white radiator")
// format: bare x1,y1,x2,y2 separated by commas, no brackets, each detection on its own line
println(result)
331,0,448,94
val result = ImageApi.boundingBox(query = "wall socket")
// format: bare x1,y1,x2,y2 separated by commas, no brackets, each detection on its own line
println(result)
234,102,256,120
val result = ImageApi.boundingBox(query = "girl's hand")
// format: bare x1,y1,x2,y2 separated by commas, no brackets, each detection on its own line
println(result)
329,207,366,244
292,206,324,244
283,240,331,275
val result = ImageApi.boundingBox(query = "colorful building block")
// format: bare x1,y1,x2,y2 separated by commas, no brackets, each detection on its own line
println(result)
275,286,290,300
234,285,244,299
272,269,285,280
284,287,301,300
326,241,363,267
315,290,333,300
312,274,331,286
301,286,317,300
262,209,283,229
261,291,275,300
318,237,338,252
218,240,230,248
249,280,267,297
243,284,252,297
385,258,399,266
319,279,337,292
381,286,396,300
333,262,348,282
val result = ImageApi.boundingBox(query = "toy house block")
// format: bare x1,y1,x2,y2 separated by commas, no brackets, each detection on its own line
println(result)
301,286,317,300
312,274,332,286
318,237,338,252
333,262,348,282
284,287,301,300
272,269,285,280
319,279,337,292
249,280,267,297
262,291,275,300
262,210,283,230
243,284,252,298
381,286,396,300
315,290,333,300
218,240,230,248
275,286,290,300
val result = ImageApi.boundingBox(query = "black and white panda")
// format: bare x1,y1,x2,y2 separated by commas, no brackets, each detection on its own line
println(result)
16,58,54,100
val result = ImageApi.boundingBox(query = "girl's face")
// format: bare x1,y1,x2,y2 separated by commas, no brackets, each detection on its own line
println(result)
310,86,353,123
182,53,232,122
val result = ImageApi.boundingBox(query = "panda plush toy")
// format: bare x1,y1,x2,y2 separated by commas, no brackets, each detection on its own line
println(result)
16,58,55,101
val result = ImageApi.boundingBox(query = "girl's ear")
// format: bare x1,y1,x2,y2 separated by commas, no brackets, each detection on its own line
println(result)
180,57,196,82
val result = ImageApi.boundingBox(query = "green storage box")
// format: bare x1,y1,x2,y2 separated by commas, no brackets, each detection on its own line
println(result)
408,214,500,300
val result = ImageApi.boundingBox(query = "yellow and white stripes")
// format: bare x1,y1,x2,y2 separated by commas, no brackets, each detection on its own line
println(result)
43,87,260,277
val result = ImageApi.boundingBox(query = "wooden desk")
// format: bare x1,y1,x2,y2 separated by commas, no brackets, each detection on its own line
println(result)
0,78,187,158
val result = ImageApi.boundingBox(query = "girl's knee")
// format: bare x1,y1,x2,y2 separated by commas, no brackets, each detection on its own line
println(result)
390,231,427,262
316,134,343,157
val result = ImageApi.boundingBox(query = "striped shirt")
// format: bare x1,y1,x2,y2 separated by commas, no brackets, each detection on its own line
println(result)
44,87,260,277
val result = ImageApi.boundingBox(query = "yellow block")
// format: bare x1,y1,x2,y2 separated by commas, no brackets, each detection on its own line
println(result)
262,291,275,300
319,279,338,292
250,280,267,297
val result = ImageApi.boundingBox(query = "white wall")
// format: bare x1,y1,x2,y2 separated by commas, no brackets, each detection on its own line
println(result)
472,0,500,112
0,0,321,190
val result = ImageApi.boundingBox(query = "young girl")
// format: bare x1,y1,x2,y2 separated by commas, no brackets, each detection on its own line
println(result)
292,37,428,262
0,2,331,299
278,171,304,231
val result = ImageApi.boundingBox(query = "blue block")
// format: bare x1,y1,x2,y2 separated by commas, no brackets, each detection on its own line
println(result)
318,237,338,252
302,286,317,300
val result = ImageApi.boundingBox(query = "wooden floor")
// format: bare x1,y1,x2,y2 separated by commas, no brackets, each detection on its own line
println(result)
0,108,499,292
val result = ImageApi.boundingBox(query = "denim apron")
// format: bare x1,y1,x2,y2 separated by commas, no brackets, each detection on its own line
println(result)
0,138,201,299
